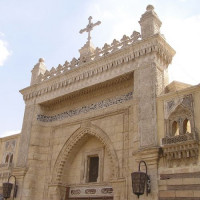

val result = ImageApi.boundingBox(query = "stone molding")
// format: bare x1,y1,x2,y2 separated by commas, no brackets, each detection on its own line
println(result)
133,147,161,166
20,34,175,104
52,124,119,184
160,172,200,180
12,167,28,178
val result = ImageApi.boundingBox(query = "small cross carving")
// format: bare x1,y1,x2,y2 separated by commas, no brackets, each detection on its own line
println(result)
79,16,101,44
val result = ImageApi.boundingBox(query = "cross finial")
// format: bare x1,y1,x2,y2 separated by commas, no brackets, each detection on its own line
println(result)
79,16,101,44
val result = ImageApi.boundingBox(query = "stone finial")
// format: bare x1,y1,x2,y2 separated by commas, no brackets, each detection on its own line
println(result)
30,58,47,85
39,58,45,63
146,5,154,11
139,5,162,39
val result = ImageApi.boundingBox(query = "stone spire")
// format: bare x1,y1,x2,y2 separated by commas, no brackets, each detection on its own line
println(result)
79,16,101,60
139,5,162,39
30,58,46,85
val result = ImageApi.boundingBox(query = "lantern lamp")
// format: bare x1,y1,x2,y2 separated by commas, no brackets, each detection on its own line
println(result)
131,160,151,198
3,175,18,200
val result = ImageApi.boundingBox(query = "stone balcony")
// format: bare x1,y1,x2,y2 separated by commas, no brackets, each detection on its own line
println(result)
161,132,199,162
162,132,196,145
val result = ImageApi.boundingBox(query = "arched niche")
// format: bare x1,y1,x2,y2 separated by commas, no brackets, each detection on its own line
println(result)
51,124,119,185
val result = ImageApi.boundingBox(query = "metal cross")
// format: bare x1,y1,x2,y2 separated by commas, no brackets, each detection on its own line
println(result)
79,16,101,44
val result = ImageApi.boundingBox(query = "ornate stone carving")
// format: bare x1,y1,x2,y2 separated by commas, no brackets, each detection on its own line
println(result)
52,125,119,184
162,133,195,145
101,188,113,194
79,16,101,45
68,186,113,198
164,94,193,119
162,140,199,164
131,31,141,42
162,94,199,166
37,92,133,122
71,189,81,195
167,100,175,111
85,189,96,194
24,34,175,102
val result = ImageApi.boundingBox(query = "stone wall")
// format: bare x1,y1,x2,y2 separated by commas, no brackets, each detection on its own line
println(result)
157,85,200,199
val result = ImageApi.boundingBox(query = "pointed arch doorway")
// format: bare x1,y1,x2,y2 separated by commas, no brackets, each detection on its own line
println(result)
51,125,119,200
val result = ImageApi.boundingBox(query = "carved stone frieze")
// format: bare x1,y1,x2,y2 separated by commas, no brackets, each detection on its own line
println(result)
101,188,113,194
37,92,133,122
68,186,113,198
85,189,96,194
71,189,81,195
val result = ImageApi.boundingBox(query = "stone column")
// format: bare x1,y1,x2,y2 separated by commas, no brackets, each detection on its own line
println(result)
134,61,158,147
16,104,36,168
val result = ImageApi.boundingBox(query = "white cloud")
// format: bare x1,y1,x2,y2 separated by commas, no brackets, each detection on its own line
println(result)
0,130,21,138
0,33,11,66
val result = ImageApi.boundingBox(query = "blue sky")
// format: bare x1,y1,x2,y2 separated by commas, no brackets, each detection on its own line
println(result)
0,0,200,137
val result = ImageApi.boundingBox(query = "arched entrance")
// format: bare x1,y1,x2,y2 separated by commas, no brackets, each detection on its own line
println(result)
49,124,120,200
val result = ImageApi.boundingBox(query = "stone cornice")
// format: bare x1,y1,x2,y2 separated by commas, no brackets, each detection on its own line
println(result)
20,33,175,104
157,84,200,101
40,73,133,107
0,133,20,141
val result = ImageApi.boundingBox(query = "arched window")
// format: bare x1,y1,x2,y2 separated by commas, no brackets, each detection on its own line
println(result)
183,119,191,134
172,121,179,136
5,154,9,163
10,154,13,164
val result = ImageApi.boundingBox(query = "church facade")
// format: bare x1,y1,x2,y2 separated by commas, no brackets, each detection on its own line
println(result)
0,5,200,200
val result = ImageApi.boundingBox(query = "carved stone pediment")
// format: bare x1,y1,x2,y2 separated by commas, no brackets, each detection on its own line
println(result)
164,94,193,119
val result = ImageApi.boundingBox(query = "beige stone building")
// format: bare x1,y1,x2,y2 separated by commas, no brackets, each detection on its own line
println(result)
0,5,200,200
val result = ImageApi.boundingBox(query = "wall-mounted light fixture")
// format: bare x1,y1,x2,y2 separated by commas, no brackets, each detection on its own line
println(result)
3,175,18,200
131,160,151,198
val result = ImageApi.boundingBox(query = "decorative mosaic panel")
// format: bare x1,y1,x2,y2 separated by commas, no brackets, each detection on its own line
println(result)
37,92,133,122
